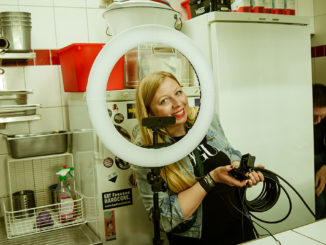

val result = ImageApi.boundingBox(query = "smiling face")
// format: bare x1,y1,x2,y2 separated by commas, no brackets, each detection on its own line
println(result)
149,77,189,137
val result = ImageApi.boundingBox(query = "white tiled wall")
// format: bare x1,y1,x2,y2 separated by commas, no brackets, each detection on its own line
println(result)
312,0,326,46
312,0,326,85
312,14,326,47
314,57,326,85
0,0,110,216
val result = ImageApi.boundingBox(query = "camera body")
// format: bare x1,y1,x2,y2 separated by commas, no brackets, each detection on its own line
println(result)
229,153,256,180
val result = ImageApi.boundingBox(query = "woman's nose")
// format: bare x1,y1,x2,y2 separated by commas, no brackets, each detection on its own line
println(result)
171,97,182,107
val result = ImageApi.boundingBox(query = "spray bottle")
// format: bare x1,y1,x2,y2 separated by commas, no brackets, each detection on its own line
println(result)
55,165,76,223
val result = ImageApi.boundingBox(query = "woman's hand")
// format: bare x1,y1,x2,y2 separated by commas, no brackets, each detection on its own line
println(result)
246,165,264,187
316,165,326,197
210,164,265,188
209,165,248,187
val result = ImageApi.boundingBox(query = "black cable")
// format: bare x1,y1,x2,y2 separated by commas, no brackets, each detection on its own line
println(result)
249,218,282,245
244,167,316,221
227,195,281,244
256,168,316,218
220,166,317,245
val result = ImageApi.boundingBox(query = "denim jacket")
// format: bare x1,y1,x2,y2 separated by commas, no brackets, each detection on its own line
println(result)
131,114,242,239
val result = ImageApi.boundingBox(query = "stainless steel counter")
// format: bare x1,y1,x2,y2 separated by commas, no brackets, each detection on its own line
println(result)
0,218,102,245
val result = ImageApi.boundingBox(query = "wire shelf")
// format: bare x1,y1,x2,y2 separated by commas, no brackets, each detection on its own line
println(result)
0,219,102,245
3,153,98,239
1,192,97,239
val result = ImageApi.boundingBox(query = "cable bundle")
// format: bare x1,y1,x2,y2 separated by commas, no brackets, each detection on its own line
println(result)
240,168,316,223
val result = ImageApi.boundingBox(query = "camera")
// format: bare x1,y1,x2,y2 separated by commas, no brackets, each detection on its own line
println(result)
229,153,256,180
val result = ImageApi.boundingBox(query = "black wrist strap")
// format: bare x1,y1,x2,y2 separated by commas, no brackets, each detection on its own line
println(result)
199,173,216,193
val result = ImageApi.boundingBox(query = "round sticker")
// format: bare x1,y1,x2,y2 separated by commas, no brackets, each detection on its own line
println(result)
115,157,130,170
129,173,137,187
108,109,112,118
114,125,131,141
103,157,114,168
114,113,124,124
132,124,140,140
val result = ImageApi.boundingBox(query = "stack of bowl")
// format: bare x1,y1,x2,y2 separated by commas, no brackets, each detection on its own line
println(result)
0,11,32,53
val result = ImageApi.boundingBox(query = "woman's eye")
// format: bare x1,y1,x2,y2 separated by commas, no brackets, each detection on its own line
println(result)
160,98,167,104
176,90,182,96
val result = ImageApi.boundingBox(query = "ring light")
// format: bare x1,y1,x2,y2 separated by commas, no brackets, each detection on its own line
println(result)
86,24,215,167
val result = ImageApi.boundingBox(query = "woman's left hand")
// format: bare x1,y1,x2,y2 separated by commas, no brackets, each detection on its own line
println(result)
246,165,265,187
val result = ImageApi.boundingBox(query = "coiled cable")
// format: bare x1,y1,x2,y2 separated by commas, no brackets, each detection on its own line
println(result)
240,167,316,223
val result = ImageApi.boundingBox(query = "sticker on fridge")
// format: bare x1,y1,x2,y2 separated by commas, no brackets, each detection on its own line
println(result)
102,188,133,210
107,171,118,183
103,157,114,168
127,103,136,119
104,210,116,241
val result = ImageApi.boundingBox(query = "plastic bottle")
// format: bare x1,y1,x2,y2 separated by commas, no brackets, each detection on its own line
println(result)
55,165,76,223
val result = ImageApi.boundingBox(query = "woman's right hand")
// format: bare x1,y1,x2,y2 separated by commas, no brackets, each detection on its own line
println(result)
209,165,248,187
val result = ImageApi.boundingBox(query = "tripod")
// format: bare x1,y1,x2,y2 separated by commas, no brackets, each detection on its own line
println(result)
142,116,176,245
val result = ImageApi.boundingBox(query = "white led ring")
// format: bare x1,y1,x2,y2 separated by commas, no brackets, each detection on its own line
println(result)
87,24,215,167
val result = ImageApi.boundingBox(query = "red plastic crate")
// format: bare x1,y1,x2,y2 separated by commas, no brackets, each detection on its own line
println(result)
57,43,124,92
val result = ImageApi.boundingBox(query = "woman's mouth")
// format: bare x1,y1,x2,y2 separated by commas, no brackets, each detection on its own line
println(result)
173,108,185,119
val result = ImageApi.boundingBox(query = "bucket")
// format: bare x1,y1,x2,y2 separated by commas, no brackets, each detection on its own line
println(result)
12,190,36,218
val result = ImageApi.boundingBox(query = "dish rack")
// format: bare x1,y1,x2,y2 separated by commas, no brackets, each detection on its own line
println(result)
1,153,97,239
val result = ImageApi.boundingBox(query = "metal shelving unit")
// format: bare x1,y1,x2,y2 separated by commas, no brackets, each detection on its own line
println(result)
0,52,39,129
0,52,35,61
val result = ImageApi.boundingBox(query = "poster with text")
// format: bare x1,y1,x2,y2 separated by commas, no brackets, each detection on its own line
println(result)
102,188,133,210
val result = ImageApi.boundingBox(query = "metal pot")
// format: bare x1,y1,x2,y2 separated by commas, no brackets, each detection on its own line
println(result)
0,24,31,52
12,190,36,219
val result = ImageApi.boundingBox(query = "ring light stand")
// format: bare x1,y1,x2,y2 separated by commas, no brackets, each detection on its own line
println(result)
142,116,176,245
86,24,216,245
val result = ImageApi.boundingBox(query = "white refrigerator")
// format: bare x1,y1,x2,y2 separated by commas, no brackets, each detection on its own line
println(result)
182,12,315,235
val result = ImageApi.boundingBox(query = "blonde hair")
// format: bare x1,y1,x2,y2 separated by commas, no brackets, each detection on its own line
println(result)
135,71,198,193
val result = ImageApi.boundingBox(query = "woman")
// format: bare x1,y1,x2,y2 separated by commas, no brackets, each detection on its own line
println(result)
132,71,264,245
